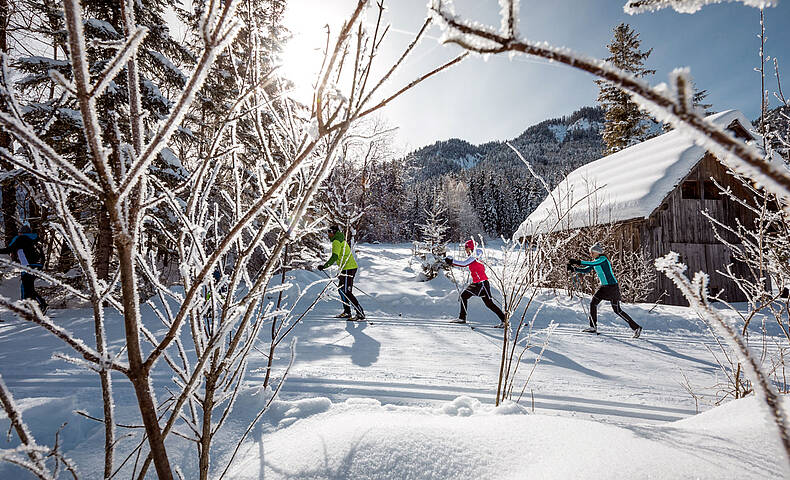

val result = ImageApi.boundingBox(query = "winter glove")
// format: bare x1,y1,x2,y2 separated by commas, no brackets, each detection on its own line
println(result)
568,258,582,266
566,262,574,272
444,257,453,266
317,264,326,271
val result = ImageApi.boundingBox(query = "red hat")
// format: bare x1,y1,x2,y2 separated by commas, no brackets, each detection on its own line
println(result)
464,239,475,250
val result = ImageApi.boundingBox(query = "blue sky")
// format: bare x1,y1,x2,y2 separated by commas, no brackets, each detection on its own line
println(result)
283,0,790,152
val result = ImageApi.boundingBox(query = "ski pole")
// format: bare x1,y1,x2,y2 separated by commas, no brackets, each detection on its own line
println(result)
573,273,592,324
445,262,463,302
321,269,377,299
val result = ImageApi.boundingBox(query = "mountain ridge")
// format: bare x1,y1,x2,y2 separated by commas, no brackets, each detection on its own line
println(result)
405,105,605,181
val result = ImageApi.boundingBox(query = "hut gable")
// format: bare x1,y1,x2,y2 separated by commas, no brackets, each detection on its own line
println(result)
515,110,758,239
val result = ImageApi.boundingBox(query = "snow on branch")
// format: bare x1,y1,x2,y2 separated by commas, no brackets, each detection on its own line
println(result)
428,0,790,205
655,252,790,473
0,258,85,300
0,148,92,194
117,2,242,200
623,0,777,15
90,26,149,99
0,112,103,195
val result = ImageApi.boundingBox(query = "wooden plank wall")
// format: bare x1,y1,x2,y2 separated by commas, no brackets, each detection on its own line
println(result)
528,153,764,306
632,153,758,305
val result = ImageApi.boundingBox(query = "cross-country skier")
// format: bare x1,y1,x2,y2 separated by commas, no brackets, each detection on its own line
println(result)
568,243,642,338
318,226,365,320
445,239,506,327
0,223,48,313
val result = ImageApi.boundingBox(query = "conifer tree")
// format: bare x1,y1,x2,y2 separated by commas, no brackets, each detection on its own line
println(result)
419,199,449,252
693,86,714,116
663,82,714,131
0,0,17,245
596,23,655,154
10,0,194,276
412,192,449,281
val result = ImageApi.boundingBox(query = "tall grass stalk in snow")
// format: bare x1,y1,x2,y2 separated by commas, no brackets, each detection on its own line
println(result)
486,143,598,406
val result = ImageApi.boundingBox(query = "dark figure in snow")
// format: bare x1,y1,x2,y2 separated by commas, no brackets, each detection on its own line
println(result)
0,223,48,313
318,226,365,320
445,239,506,327
568,243,641,338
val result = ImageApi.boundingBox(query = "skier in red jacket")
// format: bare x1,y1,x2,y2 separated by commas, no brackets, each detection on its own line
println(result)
445,239,506,327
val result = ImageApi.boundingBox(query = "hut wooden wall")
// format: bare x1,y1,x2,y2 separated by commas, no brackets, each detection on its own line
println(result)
524,153,763,306
635,154,757,305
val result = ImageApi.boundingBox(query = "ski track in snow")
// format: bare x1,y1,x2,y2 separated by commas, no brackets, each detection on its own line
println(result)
276,312,771,424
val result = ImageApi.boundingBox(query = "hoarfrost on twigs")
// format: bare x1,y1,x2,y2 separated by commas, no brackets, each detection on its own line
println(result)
624,0,777,15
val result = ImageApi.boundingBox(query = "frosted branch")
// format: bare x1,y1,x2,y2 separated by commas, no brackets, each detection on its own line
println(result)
656,252,790,472
118,3,242,200
0,297,129,374
90,26,149,98
624,0,777,15
0,113,102,195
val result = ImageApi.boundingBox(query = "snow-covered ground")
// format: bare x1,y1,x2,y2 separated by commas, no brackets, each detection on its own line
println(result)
1,243,787,478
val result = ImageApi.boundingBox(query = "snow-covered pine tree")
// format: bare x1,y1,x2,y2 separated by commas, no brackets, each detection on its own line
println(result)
412,190,449,280
420,195,448,251
10,0,194,279
442,176,483,242
595,23,656,154
663,82,715,131
693,86,714,115
322,158,367,238
319,117,398,242
0,0,17,245
364,158,408,241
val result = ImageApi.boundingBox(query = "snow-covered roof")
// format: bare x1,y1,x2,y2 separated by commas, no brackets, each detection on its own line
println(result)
514,110,758,238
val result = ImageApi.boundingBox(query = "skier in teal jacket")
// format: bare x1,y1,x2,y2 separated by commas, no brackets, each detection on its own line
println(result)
568,243,642,338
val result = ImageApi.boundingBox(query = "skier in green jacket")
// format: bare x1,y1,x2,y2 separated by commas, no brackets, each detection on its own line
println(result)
318,226,365,320
568,242,642,338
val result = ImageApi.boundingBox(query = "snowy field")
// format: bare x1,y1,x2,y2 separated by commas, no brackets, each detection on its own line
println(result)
1,243,787,478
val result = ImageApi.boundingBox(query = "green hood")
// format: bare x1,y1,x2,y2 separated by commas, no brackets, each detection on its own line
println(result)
332,231,345,243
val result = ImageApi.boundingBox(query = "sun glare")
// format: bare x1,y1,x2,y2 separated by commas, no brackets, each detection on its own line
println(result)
281,2,349,104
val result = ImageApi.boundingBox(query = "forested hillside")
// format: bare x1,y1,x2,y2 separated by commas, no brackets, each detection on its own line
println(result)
334,106,606,242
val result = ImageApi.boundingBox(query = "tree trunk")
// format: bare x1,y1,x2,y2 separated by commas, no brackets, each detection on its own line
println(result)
117,236,174,480
56,239,75,273
94,205,112,280
1,178,16,245
199,356,220,480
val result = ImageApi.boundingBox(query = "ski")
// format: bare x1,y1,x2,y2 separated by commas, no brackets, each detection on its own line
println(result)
310,316,374,325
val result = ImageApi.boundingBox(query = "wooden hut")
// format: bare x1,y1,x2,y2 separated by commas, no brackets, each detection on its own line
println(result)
515,110,772,306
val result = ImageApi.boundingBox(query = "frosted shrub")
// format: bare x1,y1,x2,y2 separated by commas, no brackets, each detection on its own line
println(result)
412,198,450,281
411,241,447,282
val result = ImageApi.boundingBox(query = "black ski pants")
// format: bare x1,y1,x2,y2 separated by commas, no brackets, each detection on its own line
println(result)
459,280,505,322
338,268,364,316
21,265,47,311
589,284,639,331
